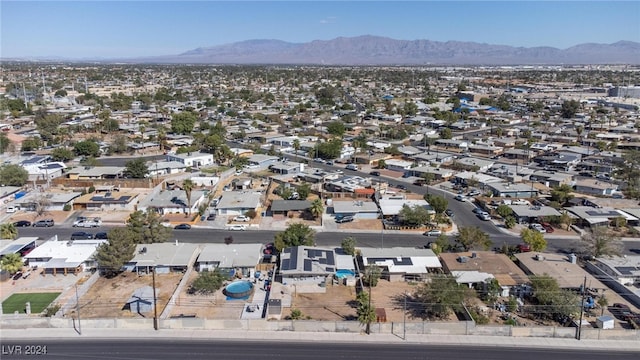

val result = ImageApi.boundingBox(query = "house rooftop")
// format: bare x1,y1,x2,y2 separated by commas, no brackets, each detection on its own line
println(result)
197,243,262,268
440,251,528,286
515,252,606,290
129,243,198,267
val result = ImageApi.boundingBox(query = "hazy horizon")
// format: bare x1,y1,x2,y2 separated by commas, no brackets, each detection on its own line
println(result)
1,1,639,59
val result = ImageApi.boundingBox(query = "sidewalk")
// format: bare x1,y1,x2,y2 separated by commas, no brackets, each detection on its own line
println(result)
1,328,638,351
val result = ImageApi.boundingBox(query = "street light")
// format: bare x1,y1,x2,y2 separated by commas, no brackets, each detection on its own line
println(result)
403,292,407,340
152,267,159,331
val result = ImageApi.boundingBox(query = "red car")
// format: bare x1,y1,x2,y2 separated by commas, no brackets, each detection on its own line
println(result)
517,244,532,253
540,222,554,233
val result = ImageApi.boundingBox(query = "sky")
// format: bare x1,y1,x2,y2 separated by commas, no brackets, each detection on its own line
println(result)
1,1,639,58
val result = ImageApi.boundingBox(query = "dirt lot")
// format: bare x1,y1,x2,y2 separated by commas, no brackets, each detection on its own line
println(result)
73,272,183,319
289,283,358,321
169,271,235,319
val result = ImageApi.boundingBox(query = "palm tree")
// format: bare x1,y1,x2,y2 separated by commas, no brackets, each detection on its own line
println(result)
292,139,300,162
182,179,195,216
0,253,23,274
0,223,18,240
309,198,324,219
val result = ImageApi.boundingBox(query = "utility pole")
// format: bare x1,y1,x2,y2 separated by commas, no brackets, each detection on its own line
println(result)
75,285,82,335
152,267,159,331
403,293,407,340
576,276,587,340
366,281,372,335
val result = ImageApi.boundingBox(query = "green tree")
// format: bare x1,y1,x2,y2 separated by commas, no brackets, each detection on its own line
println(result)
356,290,376,329
287,308,305,320
363,265,381,287
189,269,226,295
292,139,301,161
73,140,100,157
109,135,129,154
424,194,447,215
182,179,195,215
309,198,324,219
430,234,451,255
504,216,517,229
94,227,137,277
21,137,42,151
529,275,579,321
560,211,573,230
0,164,28,186
520,228,547,252
341,236,356,255
415,274,474,319
0,223,18,240
126,210,171,244
326,121,346,138
274,223,316,251
102,118,120,132
496,204,513,219
439,128,452,139
50,147,75,162
124,158,149,179
0,132,12,154
577,227,622,258
398,204,431,227
377,159,386,169
0,253,23,274
561,100,581,119
171,111,198,134
550,184,574,205
297,183,311,199
455,226,492,251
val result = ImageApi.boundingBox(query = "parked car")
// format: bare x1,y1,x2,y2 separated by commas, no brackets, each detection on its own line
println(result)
517,244,532,253
6,205,21,213
33,219,54,227
13,220,31,227
369,171,380,176
423,229,442,236
74,219,101,228
206,213,216,221
233,215,251,222
228,224,247,231
12,272,23,281
71,231,93,240
335,215,354,223
325,160,334,166
467,189,481,196
472,207,484,214
445,209,454,217
540,222,554,233
528,223,546,233
73,217,88,227
454,195,466,202
94,232,109,240
345,164,359,171
313,158,324,163
396,184,407,190
174,223,191,230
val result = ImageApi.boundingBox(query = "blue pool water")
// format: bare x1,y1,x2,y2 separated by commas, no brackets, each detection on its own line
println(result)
335,269,355,278
224,280,254,299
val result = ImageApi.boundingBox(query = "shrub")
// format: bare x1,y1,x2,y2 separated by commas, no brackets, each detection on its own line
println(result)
88,186,95,193
245,209,257,219
41,304,61,317
63,204,71,211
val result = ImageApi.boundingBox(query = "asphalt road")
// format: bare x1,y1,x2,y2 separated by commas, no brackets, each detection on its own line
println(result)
1,340,637,360
16,226,640,255
96,154,165,167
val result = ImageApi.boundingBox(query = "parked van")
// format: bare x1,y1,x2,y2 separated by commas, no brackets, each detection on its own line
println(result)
346,164,359,171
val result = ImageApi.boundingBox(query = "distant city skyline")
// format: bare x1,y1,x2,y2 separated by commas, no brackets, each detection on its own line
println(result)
1,1,639,59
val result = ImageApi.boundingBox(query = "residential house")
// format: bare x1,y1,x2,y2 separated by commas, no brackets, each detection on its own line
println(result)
124,243,198,274
16,191,82,211
530,170,573,188
166,151,214,168
565,206,638,228
270,162,304,175
515,252,606,290
359,247,441,282
196,243,263,277
486,182,539,198
139,189,207,215
574,178,619,196
215,191,262,216
24,238,107,275
384,159,414,172
0,237,37,258
454,157,494,173
332,200,380,219
67,166,125,180
147,161,187,176
508,205,562,224
270,200,312,216
247,154,279,168
378,195,432,218
440,251,528,296
22,162,66,182
279,246,336,287
72,191,139,211
405,166,454,181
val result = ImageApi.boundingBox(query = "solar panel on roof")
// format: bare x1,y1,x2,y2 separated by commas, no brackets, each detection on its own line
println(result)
615,267,638,275
303,259,312,271
319,258,327,264
326,267,334,272
290,249,298,267
326,252,335,265
281,259,290,270
585,210,620,217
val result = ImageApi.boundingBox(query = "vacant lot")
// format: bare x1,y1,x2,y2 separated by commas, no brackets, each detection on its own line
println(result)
74,272,182,319
289,284,358,321
2,292,60,314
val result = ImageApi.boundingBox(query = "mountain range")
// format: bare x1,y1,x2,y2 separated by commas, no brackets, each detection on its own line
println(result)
135,35,640,65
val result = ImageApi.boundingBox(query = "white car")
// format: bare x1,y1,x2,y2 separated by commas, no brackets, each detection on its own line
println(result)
228,224,247,231
233,215,250,222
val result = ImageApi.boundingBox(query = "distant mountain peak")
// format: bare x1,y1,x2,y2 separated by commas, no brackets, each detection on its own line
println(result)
151,36,640,65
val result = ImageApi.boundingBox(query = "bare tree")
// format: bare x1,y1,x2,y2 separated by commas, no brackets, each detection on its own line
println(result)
576,227,623,258
33,194,52,219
